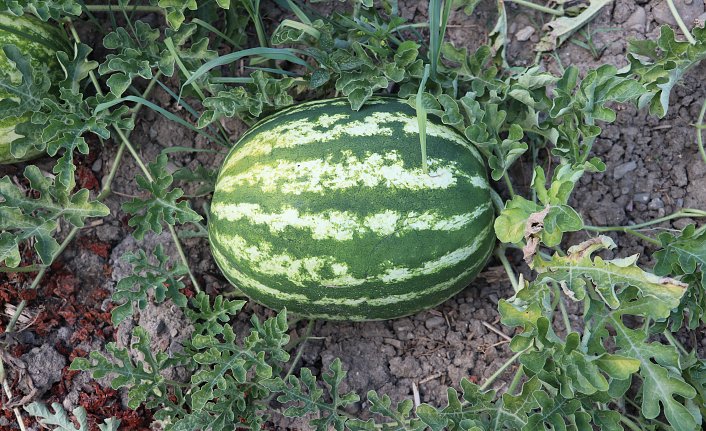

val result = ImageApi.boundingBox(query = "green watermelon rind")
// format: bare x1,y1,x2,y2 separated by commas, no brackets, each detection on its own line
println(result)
209,97,496,321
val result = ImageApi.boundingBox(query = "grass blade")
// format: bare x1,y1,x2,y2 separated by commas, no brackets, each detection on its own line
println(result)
182,47,312,88
416,64,431,174
95,96,222,144
192,18,242,48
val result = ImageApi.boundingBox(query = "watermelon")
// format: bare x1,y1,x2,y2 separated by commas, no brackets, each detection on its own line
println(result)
208,98,495,320
0,12,69,164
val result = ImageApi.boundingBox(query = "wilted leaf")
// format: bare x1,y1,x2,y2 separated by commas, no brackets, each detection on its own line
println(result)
535,0,612,52
535,236,687,312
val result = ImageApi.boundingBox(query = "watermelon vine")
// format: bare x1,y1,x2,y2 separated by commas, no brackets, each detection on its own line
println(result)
1,1,706,430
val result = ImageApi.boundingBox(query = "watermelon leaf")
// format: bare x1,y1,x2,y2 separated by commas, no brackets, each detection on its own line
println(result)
25,402,120,431
122,154,203,240
70,326,185,410
186,291,245,336
199,70,295,126
0,0,81,20
348,391,423,430
264,358,359,431
654,225,706,330
111,244,189,326
0,165,108,266
534,236,686,311
0,44,50,120
186,310,290,425
625,25,706,118
99,22,216,96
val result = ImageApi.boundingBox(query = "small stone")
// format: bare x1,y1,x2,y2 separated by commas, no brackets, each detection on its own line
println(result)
425,316,446,330
613,161,637,180
515,26,535,42
652,0,704,29
648,197,665,210
625,7,647,32
634,192,651,203
91,158,103,173
697,12,706,27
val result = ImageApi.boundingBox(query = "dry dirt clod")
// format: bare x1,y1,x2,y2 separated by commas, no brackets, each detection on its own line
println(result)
19,344,65,398
515,26,535,42
652,0,704,28
626,7,648,31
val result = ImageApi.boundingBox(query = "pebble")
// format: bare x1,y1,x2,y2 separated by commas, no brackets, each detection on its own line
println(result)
425,316,446,330
91,157,103,173
613,161,638,180
697,12,706,27
625,7,647,32
515,26,535,42
648,197,664,210
634,192,651,203
652,0,704,28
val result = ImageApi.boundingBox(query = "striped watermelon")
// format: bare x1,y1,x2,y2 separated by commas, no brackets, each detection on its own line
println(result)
0,12,68,164
208,98,495,320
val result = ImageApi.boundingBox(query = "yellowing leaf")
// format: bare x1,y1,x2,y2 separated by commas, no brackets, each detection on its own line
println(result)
534,236,687,313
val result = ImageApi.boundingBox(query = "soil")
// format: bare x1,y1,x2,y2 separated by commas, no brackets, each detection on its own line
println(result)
1,0,706,429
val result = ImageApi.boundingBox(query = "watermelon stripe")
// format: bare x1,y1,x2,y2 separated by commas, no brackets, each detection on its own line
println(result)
217,152,488,195
221,106,484,170
210,235,494,321
210,201,491,240
210,222,492,288
0,15,69,54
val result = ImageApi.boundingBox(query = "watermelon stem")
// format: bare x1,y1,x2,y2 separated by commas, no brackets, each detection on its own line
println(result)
502,173,515,198
479,348,527,391
494,246,519,292
83,5,164,13
553,282,573,334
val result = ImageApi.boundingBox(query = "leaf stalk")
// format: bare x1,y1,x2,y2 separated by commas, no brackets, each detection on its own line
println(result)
666,0,698,45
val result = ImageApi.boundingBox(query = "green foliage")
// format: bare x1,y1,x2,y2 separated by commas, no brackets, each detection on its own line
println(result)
498,235,697,430
626,25,706,117
0,165,109,266
25,402,120,431
0,45,50,127
99,21,216,96
264,358,360,430
70,326,189,410
199,70,295,126
0,0,81,20
151,0,229,29
655,224,706,330
111,244,189,326
186,291,245,335
533,236,687,309
26,45,131,189
122,154,203,239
